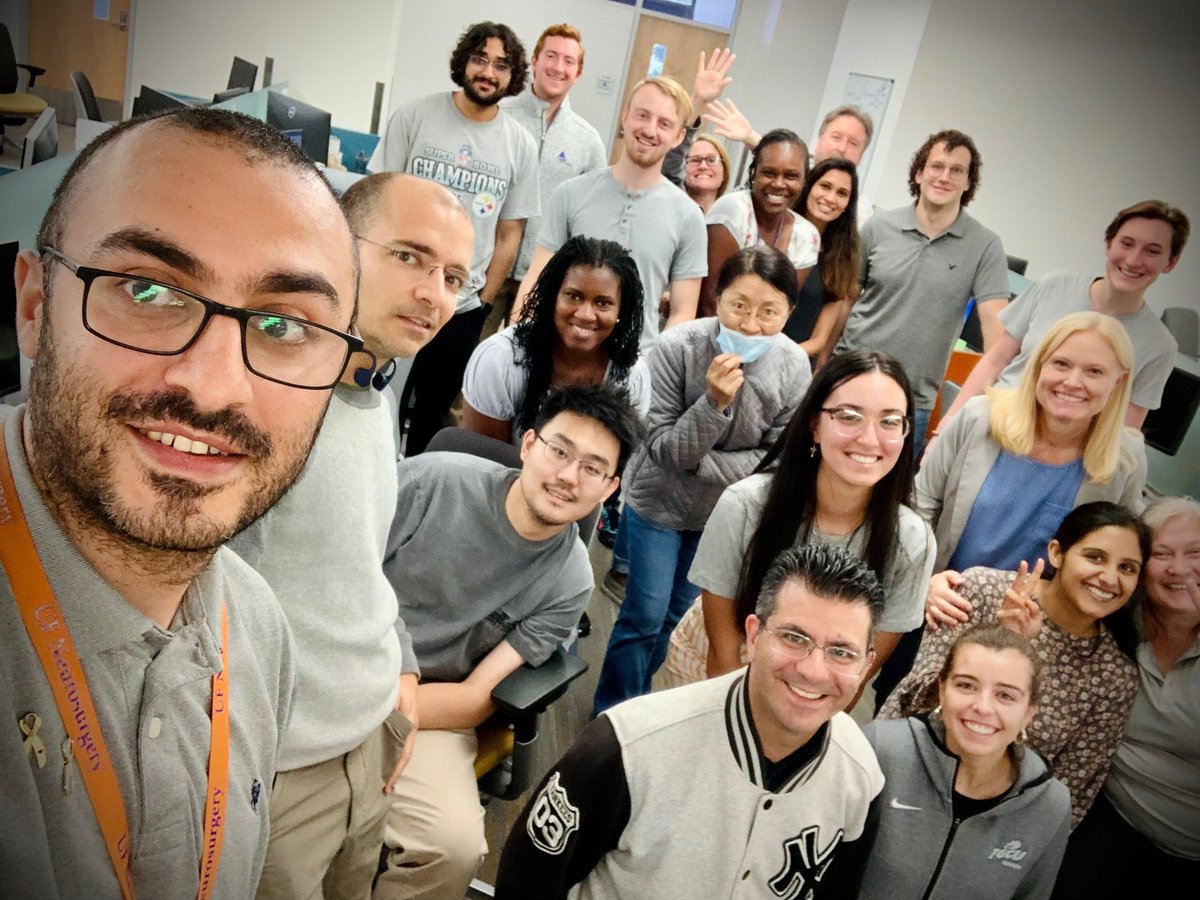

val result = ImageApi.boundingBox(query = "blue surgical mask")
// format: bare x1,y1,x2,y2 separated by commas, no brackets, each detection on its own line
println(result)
715,323,775,364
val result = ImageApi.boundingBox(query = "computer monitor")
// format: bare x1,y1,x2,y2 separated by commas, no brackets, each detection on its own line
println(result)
21,107,57,168
1,242,20,398
132,86,191,117
1143,366,1200,456
228,56,258,92
212,86,249,105
266,92,331,165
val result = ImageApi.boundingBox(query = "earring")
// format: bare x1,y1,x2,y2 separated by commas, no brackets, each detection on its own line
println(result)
1018,727,1028,744
809,444,817,458
932,705,941,716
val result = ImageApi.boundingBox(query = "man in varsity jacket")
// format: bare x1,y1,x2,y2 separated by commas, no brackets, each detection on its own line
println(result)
495,543,886,899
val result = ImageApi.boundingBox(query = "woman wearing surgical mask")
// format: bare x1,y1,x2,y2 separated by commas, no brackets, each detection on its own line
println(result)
696,130,819,319
592,246,811,715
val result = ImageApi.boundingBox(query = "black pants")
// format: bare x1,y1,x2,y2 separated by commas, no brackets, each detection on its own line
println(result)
1051,791,1198,897
398,305,489,457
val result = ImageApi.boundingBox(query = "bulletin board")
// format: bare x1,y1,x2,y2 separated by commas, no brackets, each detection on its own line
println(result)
841,72,893,180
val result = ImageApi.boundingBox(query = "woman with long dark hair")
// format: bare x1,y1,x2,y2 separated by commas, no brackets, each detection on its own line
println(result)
662,350,936,702
697,129,819,318
462,236,649,442
880,501,1148,826
784,157,861,364
592,245,812,714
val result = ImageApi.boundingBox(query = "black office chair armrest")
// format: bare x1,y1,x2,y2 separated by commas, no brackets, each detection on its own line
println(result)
17,63,45,87
492,649,588,725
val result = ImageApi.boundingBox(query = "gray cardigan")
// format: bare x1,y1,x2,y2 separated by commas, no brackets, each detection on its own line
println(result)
917,396,1147,571
860,715,1072,900
623,318,811,531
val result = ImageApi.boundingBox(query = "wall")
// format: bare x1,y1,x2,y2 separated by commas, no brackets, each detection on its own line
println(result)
0,0,25,61
872,0,1199,318
127,0,400,132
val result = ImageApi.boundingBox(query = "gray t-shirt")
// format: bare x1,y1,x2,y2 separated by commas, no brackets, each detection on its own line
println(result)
500,89,607,279
382,452,593,682
996,270,1177,410
537,168,709,349
837,204,1011,410
0,409,296,899
230,385,414,771
688,472,935,633
461,325,652,443
369,92,540,313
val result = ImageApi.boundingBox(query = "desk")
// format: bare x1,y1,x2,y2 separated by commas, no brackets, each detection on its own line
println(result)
0,152,74,250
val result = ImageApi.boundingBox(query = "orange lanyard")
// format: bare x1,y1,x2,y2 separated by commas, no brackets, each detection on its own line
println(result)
0,429,230,900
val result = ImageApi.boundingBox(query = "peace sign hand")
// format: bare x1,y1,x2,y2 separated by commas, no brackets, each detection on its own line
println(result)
997,558,1045,640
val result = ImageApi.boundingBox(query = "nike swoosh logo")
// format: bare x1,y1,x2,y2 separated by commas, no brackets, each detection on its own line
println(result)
949,264,958,270
890,798,922,810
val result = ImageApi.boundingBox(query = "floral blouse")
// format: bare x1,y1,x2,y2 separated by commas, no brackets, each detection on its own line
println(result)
877,566,1139,826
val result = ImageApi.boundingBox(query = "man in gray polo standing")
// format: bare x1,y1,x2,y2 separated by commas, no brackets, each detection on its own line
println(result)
833,128,1010,460
495,23,607,324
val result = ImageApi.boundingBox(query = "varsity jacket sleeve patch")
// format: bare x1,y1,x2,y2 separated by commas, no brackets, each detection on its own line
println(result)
494,715,632,899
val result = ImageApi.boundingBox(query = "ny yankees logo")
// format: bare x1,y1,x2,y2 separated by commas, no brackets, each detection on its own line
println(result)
768,826,844,899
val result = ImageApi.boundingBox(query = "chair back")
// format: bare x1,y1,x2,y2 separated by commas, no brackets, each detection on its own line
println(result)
21,107,56,167
70,70,103,122
1162,307,1199,358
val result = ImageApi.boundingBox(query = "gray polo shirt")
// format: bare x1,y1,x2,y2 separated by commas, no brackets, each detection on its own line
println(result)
1103,636,1200,859
369,92,540,314
0,409,297,898
500,89,607,280
537,168,709,349
996,270,1177,410
836,204,1010,410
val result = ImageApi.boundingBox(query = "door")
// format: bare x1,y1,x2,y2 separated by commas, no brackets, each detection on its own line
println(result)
27,0,132,103
609,14,730,164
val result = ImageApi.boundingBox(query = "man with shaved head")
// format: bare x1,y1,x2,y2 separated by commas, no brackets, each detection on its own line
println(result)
1,108,360,896
230,172,474,898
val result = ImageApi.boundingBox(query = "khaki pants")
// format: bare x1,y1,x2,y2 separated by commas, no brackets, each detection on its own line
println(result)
373,729,486,900
257,718,400,900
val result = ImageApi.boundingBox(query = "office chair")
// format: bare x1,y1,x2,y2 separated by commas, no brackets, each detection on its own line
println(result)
20,106,56,168
926,347,983,439
1005,254,1029,276
0,24,47,152
70,70,103,122
1161,306,1199,358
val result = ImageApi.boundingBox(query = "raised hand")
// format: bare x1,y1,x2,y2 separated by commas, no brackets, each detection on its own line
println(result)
706,352,744,412
997,558,1046,640
925,569,970,630
692,48,735,105
702,98,759,148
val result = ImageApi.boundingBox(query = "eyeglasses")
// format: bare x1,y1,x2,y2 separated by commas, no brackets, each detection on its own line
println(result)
924,161,968,181
355,235,469,294
468,53,511,74
820,406,911,442
720,297,788,326
535,433,614,485
39,247,369,391
760,626,870,673
685,154,720,167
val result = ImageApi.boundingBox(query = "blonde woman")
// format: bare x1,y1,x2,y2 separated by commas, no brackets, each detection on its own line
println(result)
876,311,1148,709
682,134,730,214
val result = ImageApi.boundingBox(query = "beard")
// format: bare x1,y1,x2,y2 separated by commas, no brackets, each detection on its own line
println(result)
24,322,320,557
463,76,504,107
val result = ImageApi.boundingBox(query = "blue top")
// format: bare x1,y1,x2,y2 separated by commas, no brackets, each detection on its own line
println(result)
947,450,1085,571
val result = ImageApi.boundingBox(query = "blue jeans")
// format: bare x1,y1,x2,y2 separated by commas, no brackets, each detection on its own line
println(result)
610,500,630,575
912,407,932,466
593,506,701,715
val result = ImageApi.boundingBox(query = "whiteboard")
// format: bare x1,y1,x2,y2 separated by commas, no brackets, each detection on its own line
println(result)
841,72,893,181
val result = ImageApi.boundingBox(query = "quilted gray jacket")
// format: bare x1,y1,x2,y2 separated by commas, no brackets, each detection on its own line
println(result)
623,318,811,531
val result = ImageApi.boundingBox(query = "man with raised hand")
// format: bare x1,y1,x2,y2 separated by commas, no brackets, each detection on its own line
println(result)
1,107,360,897
495,543,885,899
370,21,539,456
513,76,708,351
234,174,474,900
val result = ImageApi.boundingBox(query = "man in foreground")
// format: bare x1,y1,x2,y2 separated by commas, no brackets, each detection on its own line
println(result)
1,108,359,896
495,542,886,899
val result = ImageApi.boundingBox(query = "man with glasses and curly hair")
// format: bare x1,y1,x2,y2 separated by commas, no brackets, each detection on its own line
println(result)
495,542,886,899
370,21,540,458
373,383,642,899
0,107,359,897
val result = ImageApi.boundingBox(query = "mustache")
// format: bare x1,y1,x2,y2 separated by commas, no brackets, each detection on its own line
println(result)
105,390,274,457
